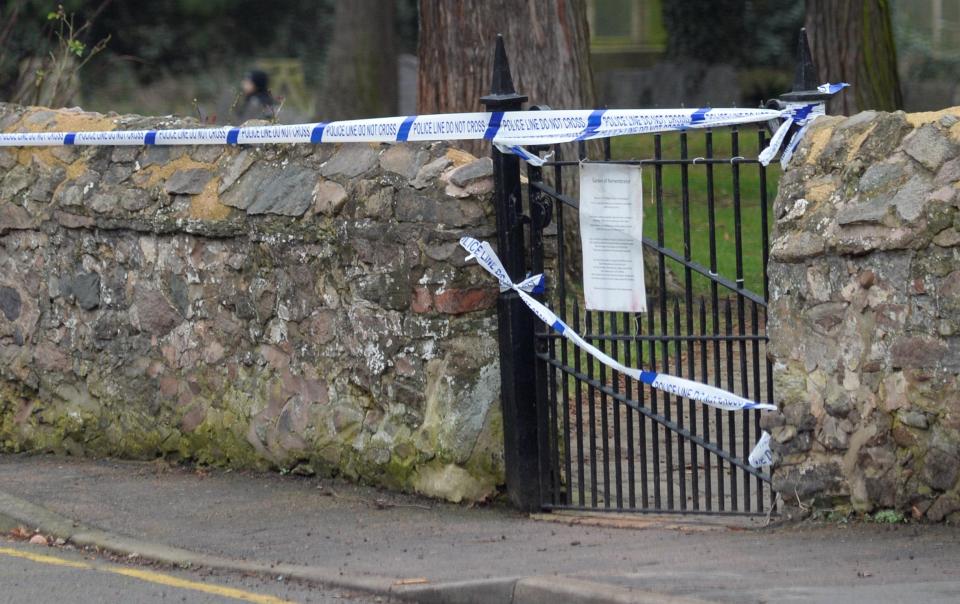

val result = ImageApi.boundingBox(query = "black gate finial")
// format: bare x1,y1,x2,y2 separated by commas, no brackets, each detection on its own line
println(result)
481,34,528,106
794,27,819,93
780,28,831,102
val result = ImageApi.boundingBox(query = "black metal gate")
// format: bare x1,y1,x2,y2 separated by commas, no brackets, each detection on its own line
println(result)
482,32,828,516
527,131,776,515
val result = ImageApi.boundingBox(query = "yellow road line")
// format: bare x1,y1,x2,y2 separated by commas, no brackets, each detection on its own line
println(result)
107,567,294,604
0,547,90,569
0,546,295,604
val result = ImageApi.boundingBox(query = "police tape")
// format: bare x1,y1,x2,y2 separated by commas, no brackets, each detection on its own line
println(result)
459,235,778,414
0,86,847,166
758,101,826,168
748,431,774,468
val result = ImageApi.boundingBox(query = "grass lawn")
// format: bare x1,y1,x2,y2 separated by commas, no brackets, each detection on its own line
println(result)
608,127,780,296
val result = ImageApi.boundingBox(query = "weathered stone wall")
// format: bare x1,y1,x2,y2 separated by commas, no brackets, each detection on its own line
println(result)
0,103,504,502
768,106,960,520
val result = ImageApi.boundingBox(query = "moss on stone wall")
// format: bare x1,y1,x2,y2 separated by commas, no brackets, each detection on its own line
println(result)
0,102,505,502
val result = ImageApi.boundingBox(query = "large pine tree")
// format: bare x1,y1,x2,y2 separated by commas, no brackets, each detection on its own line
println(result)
805,0,903,113
417,0,595,148
319,0,398,120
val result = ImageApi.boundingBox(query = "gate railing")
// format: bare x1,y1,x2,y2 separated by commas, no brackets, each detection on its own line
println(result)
529,131,776,515
483,31,829,515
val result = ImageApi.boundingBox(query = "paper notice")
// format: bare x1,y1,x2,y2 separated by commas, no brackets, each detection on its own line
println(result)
579,162,646,312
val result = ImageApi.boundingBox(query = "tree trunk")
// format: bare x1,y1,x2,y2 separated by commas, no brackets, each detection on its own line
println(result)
805,0,903,114
419,0,595,282
319,0,397,120
418,0,595,153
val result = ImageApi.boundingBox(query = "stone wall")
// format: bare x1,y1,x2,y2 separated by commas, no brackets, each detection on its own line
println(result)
768,106,960,520
0,103,504,502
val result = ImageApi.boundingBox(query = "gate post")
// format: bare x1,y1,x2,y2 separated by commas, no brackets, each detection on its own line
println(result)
480,35,540,511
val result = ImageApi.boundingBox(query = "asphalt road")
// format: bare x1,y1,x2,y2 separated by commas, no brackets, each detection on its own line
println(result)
0,538,391,604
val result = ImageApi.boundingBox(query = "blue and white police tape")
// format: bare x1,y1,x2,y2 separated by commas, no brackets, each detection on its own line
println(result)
757,101,826,169
0,108,790,154
748,431,774,468
459,235,778,414
0,85,847,167
771,84,851,166
818,82,850,95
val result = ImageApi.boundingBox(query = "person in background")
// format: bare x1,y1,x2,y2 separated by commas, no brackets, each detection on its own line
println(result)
235,70,276,122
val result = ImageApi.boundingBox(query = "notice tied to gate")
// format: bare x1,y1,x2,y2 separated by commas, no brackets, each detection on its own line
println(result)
579,162,646,313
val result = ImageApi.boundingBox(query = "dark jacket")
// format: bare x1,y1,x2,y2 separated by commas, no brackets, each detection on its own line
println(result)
236,70,276,122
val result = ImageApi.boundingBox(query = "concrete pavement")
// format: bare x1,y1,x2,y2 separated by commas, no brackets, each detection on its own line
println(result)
1,454,959,603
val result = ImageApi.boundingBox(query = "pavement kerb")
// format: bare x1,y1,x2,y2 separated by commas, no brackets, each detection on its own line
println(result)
0,489,398,596
0,488,707,603
512,576,712,604
391,577,521,603
393,576,713,604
